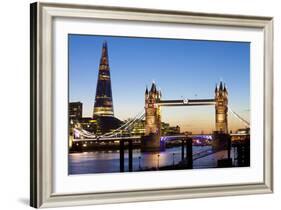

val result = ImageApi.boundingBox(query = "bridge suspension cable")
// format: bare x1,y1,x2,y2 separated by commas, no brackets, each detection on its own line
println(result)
74,109,145,139
100,110,145,137
228,106,250,127
101,113,145,137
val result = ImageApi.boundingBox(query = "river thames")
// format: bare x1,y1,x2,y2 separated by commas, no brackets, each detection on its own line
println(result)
69,146,235,174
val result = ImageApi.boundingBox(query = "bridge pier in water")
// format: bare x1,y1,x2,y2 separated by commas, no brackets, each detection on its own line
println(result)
186,138,193,169
179,138,193,169
141,133,161,152
119,139,134,172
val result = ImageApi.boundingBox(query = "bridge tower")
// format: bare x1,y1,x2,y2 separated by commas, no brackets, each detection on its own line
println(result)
215,81,228,133
145,82,162,135
141,82,162,151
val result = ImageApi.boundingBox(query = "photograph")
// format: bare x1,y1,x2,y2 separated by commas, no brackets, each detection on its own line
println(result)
29,2,273,207
68,35,251,174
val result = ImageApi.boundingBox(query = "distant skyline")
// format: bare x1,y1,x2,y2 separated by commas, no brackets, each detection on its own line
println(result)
69,34,250,133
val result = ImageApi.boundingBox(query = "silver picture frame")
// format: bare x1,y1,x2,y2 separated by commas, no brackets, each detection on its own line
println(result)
30,2,274,208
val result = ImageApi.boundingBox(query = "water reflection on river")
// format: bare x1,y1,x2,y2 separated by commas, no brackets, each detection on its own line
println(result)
69,146,234,174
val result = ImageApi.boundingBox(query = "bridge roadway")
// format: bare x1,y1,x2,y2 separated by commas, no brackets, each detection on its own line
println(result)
157,99,215,106
72,134,210,143
72,135,187,143
73,136,142,142
72,133,248,143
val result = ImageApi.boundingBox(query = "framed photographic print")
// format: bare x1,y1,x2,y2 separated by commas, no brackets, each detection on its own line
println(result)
30,2,273,208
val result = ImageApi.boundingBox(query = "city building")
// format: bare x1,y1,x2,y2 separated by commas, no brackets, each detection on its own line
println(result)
161,122,181,135
130,120,146,136
93,41,114,117
69,102,82,121
70,42,123,136
166,125,181,135
94,116,123,135
91,41,123,134
78,117,97,133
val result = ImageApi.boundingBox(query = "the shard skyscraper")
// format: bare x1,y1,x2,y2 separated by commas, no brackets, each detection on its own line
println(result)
93,41,114,117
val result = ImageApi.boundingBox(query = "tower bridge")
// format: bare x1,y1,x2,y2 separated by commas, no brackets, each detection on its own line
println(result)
142,81,229,151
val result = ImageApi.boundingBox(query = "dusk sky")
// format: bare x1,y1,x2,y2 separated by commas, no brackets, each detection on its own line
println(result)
69,34,250,133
